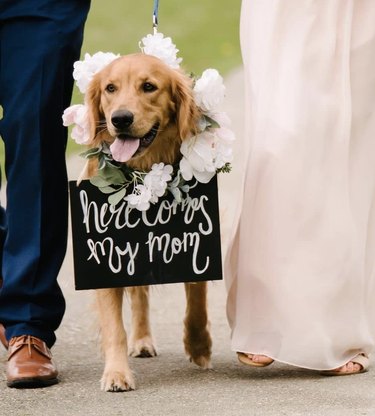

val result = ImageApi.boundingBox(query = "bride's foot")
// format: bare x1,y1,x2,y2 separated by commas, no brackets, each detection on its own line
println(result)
321,353,369,376
237,352,274,367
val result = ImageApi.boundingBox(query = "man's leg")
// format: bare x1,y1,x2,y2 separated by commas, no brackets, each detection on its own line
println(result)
0,1,90,386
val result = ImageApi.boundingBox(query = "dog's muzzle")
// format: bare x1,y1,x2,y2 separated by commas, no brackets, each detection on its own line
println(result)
110,121,160,163
111,110,134,130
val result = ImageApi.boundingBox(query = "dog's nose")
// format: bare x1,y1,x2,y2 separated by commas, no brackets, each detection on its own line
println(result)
111,110,134,129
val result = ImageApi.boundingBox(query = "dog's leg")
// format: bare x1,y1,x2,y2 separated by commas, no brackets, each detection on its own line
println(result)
184,282,212,369
96,288,135,392
128,286,157,358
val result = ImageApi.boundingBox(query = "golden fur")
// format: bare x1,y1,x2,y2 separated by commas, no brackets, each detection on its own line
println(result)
83,54,212,392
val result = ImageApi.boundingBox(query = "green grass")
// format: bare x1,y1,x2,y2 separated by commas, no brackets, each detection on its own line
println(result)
0,0,241,162
82,0,241,75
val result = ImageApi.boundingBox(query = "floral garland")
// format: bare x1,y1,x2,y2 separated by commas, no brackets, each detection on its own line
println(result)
63,33,234,211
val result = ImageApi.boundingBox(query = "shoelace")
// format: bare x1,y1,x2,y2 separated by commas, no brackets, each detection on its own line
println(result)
13,335,41,356
26,336,32,356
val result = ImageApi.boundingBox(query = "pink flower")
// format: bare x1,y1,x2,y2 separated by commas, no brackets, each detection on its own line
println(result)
62,104,90,144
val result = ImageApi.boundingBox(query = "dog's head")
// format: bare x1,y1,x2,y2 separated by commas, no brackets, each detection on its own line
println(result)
85,53,200,170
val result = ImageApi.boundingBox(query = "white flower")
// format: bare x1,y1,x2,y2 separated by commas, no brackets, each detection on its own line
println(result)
179,115,235,183
213,136,233,169
73,52,119,93
202,112,235,169
180,133,217,184
144,163,173,202
124,164,173,210
210,111,232,129
216,125,235,143
194,69,225,113
62,104,90,144
125,185,152,211
140,32,182,69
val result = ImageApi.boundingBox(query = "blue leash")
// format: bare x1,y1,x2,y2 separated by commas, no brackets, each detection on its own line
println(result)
153,0,159,33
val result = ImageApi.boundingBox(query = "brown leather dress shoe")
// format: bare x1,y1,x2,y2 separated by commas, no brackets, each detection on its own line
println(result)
6,335,58,388
0,323,8,349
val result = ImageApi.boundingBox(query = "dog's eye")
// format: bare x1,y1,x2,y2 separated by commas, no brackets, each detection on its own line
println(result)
105,84,116,93
142,82,157,93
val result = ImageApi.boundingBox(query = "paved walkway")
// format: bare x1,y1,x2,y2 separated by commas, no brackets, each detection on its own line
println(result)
1,68,374,416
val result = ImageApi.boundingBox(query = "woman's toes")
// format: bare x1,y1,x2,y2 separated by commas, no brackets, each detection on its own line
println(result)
250,354,273,365
333,361,362,374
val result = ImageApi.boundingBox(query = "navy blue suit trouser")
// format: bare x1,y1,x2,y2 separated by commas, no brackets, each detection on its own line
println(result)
0,0,90,347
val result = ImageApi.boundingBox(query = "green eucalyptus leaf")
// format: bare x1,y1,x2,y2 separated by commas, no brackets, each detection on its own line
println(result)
216,162,232,174
108,188,126,206
79,147,101,159
90,176,111,188
204,115,220,129
98,186,117,194
101,165,126,185
169,186,182,203
98,156,107,170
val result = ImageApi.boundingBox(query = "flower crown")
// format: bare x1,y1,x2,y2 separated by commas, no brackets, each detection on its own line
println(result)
63,33,234,211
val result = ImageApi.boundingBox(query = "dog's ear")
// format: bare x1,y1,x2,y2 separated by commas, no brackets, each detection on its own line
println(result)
85,74,104,146
172,72,200,141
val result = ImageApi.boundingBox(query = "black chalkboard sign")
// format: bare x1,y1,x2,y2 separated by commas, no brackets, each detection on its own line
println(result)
69,178,223,290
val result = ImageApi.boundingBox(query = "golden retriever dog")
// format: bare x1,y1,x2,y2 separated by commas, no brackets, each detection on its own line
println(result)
83,54,212,392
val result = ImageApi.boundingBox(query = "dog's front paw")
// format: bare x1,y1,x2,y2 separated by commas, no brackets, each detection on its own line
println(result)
101,370,135,392
129,336,157,358
184,327,212,369
188,354,212,369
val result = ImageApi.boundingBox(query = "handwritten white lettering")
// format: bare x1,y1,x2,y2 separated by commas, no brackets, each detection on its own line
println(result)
146,231,210,274
80,190,140,234
141,195,213,234
79,188,216,278
87,237,139,275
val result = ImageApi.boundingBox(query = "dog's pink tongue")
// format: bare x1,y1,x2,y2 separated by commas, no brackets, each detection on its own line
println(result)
110,138,140,162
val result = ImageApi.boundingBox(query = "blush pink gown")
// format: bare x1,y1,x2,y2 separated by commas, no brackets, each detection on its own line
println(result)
225,0,375,370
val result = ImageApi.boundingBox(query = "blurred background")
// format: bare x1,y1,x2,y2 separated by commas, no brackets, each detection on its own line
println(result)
82,0,241,77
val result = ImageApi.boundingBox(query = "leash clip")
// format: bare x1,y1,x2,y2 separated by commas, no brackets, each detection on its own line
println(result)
153,14,158,34
153,0,159,34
